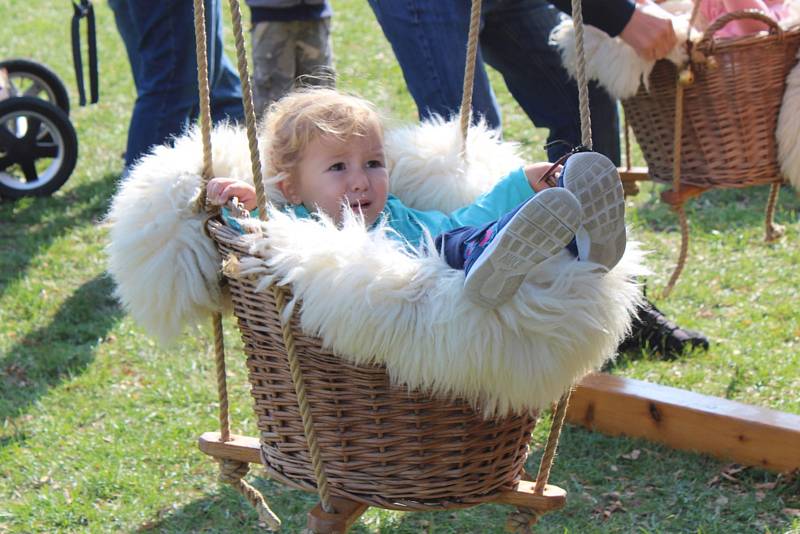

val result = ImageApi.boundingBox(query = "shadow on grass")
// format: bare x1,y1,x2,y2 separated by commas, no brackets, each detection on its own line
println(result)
0,273,122,429
0,173,119,299
634,183,799,234
132,426,797,532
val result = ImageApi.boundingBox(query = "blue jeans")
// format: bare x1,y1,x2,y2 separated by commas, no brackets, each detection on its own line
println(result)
435,174,579,270
367,0,620,164
109,0,244,168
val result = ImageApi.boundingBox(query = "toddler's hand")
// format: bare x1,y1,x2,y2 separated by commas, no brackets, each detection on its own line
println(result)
206,177,257,211
524,162,561,192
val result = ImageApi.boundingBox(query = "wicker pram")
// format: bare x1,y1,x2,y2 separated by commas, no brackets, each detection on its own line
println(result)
622,9,800,294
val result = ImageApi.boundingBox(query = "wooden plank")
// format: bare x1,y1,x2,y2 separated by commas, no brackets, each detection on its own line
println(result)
618,166,649,197
569,373,800,473
493,482,566,512
618,166,649,183
198,432,262,464
307,497,369,534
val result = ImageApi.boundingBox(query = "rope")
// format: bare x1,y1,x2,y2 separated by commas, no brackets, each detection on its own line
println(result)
212,312,231,442
220,0,333,514
664,205,690,298
220,459,281,529
272,285,335,513
624,115,632,171
505,393,572,531
663,77,688,298
571,0,592,149
190,0,232,443
192,0,214,213
226,0,269,220
503,2,592,527
459,0,483,155
764,182,783,242
191,1,279,527
533,394,570,495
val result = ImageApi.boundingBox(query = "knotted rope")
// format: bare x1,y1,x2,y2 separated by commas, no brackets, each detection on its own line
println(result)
189,0,277,526
661,0,709,298
504,0,593,529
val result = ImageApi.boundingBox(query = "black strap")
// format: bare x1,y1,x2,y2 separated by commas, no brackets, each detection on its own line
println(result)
71,0,99,106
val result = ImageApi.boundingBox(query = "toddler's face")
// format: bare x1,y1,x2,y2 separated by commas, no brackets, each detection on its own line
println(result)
287,128,389,226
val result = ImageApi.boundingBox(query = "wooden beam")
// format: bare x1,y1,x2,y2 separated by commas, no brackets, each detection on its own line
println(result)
493,481,566,512
198,432,261,464
307,497,369,534
618,166,649,183
569,373,800,473
618,166,650,197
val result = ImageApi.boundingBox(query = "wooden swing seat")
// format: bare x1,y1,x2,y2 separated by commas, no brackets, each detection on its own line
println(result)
198,431,567,514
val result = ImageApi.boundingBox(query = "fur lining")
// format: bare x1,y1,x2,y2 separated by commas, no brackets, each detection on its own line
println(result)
778,48,800,189
231,210,645,416
106,124,283,344
550,1,692,100
107,118,645,414
385,117,524,212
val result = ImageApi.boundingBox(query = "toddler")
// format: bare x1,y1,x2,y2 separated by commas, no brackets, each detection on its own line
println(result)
698,0,789,37
207,89,626,308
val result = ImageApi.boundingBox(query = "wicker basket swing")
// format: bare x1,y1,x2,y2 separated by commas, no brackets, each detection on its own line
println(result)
190,0,599,531
622,7,800,295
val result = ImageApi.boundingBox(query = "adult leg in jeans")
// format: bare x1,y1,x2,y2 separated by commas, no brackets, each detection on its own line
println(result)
118,0,243,169
204,0,244,124
367,0,502,129
480,0,621,164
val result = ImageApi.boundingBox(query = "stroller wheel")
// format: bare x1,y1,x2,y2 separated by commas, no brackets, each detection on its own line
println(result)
0,58,71,115
0,96,78,199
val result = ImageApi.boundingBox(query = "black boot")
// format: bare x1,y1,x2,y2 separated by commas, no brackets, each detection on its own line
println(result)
619,298,710,359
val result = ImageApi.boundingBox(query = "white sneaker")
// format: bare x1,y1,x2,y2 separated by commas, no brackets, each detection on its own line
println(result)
560,152,626,270
463,187,581,308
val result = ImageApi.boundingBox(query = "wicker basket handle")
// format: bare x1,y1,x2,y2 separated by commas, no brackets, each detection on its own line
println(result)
698,9,783,53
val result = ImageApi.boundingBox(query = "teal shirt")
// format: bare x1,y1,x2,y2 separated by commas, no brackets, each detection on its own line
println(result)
225,167,534,246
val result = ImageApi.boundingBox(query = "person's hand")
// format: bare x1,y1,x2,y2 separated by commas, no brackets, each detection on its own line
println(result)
206,177,257,210
619,3,678,61
524,162,561,192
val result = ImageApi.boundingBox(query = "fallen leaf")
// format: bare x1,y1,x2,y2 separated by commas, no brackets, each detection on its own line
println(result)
715,496,729,506
755,491,766,502
621,449,641,461
783,508,800,517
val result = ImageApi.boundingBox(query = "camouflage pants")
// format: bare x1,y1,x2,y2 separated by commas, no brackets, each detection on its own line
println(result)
251,18,335,118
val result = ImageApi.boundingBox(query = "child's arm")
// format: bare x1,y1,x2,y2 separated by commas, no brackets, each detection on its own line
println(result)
206,177,257,210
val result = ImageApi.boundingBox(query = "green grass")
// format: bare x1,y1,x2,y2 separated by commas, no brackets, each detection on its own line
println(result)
1,1,799,532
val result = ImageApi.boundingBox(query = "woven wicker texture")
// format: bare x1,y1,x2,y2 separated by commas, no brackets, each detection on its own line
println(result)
623,15,800,188
208,220,538,511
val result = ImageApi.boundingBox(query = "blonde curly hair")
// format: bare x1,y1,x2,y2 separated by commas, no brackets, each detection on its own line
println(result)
261,88,384,180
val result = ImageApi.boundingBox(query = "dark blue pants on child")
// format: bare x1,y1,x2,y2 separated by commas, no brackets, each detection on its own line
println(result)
434,193,579,271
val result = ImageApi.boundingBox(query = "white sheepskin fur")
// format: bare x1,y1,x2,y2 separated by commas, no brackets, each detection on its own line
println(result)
230,211,645,417
107,118,645,415
385,117,524,212
106,124,283,343
778,48,800,189
550,1,692,100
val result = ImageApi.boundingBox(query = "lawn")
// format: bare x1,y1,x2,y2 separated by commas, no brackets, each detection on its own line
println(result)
1,1,799,532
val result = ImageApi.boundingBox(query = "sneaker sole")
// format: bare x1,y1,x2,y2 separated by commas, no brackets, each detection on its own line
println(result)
464,188,581,308
561,153,626,270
